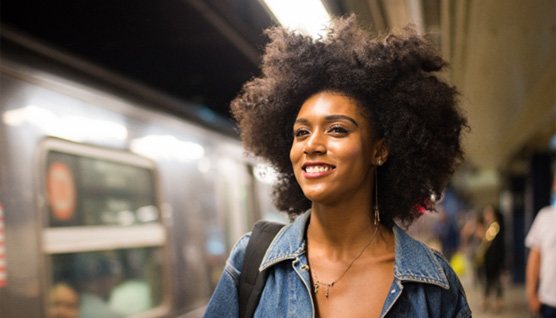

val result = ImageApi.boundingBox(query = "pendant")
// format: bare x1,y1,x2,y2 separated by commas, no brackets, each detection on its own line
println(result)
324,282,334,298
314,281,335,298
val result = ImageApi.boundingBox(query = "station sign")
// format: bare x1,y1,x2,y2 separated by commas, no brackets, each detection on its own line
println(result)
47,162,76,221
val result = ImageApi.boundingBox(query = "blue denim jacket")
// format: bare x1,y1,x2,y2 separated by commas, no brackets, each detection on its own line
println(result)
205,212,471,317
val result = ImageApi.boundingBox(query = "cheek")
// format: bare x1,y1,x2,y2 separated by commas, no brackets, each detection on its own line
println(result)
289,145,303,183
332,142,369,163
290,142,302,164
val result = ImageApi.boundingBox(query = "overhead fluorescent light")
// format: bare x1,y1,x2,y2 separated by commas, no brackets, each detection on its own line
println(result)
130,135,205,162
261,0,331,38
3,105,128,144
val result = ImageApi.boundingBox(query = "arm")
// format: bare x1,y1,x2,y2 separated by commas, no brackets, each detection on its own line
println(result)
204,266,240,318
204,234,250,318
526,247,541,314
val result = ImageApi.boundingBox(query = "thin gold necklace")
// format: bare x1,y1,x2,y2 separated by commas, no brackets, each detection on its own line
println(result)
310,225,379,298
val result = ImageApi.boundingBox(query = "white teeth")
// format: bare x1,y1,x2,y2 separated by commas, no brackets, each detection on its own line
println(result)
305,166,331,173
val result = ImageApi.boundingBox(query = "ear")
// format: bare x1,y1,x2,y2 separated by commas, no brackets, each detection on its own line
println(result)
372,139,389,166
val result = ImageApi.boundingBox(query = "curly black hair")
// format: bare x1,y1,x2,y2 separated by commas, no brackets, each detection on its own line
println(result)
231,16,467,226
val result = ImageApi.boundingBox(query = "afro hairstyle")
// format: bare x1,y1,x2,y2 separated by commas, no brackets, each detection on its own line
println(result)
231,15,468,226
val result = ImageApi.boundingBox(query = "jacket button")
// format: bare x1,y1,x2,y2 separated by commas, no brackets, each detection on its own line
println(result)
301,264,310,271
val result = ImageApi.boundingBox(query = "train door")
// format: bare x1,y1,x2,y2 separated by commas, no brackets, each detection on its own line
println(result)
40,138,171,318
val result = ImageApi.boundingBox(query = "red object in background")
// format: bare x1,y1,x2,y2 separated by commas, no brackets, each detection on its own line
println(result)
47,162,76,222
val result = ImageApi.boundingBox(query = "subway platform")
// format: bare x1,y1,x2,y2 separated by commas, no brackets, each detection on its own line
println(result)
460,272,530,318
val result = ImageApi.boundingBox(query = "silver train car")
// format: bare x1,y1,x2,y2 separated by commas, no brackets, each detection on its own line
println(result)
0,31,283,317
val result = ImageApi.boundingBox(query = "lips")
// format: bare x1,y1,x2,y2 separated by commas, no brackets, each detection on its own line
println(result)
302,162,336,178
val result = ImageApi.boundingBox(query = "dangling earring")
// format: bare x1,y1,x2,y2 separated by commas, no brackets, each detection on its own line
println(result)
374,160,382,226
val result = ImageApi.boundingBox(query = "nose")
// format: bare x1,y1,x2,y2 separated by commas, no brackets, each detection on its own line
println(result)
303,131,326,155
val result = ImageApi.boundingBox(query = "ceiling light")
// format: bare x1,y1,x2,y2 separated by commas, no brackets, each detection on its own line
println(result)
261,0,331,38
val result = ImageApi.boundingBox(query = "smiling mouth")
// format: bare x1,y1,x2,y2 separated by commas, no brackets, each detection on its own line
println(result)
304,165,333,173
302,164,336,178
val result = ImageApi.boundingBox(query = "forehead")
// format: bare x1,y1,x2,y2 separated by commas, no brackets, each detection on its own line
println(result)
296,91,367,120
50,284,78,300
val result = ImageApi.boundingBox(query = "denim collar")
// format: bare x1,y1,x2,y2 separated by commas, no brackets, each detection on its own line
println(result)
260,210,449,289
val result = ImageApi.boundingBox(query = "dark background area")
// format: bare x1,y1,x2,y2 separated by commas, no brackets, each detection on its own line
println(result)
1,0,280,119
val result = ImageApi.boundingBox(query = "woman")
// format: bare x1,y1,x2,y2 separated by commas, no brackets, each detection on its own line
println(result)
205,16,470,317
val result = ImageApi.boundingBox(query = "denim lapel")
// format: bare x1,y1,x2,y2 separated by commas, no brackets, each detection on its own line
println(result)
259,211,309,271
259,211,450,291
392,224,450,289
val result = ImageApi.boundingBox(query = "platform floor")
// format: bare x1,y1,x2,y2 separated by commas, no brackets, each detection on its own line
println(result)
460,272,530,318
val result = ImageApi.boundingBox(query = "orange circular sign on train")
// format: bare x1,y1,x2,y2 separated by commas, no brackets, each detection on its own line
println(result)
47,162,76,221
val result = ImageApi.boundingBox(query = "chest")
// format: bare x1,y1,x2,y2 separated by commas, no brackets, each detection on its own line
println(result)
540,232,556,252
311,260,394,318
255,269,455,318
256,258,400,318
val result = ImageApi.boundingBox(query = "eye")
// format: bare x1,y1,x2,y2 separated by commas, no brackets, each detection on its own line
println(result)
328,125,349,135
293,128,310,138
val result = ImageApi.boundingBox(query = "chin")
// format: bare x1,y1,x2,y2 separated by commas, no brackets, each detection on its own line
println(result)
301,188,336,205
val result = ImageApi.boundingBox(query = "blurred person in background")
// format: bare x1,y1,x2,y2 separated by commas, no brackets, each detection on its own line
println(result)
47,282,80,318
475,204,505,313
460,210,485,288
108,250,152,315
526,174,556,318
76,253,123,318
434,208,460,261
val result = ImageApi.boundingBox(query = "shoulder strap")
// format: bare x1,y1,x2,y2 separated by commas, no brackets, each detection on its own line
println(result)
238,220,285,318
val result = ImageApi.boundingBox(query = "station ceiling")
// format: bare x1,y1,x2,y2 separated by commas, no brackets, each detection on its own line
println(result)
2,0,555,202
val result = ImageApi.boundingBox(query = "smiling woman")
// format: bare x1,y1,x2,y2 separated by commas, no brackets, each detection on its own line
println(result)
204,15,470,318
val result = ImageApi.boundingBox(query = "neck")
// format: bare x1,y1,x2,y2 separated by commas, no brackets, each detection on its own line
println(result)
310,204,373,241
306,195,384,262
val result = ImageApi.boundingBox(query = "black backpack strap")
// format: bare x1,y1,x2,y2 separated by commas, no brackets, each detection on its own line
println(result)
238,221,285,318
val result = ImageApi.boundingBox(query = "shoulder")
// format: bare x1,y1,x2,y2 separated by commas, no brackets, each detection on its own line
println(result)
394,226,450,287
528,206,556,235
419,241,466,294
526,206,556,246
222,220,290,282
394,227,471,317
429,247,464,287
430,247,472,317
535,206,556,221
222,232,252,284
204,234,253,318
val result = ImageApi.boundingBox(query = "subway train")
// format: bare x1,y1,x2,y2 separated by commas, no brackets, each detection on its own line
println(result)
0,30,284,317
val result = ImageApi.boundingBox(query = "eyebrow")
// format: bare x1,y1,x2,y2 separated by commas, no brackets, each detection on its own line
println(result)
294,115,359,127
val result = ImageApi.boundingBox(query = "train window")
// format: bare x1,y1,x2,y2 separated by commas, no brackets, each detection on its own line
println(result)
41,139,169,318
46,151,158,227
49,248,164,318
